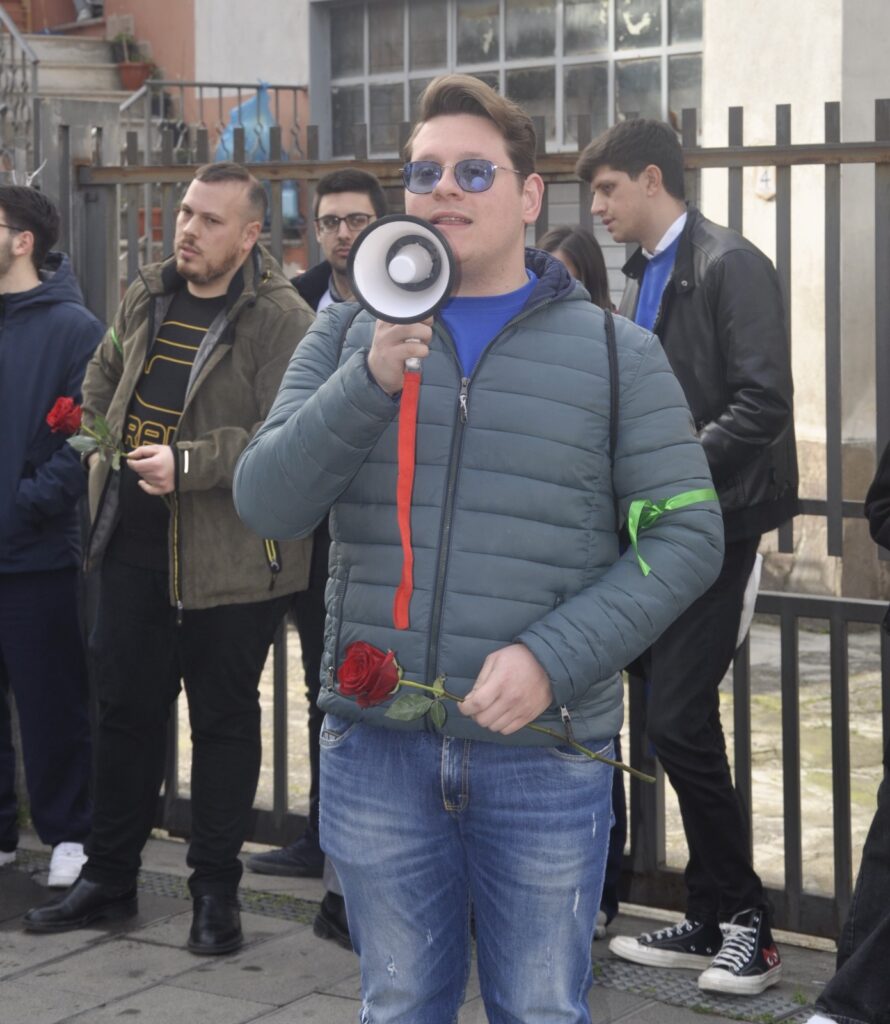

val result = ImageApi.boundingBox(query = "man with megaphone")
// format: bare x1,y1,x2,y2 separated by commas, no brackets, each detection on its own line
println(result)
235,75,723,1022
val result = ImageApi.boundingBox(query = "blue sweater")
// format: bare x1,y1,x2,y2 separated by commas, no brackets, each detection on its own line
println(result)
0,253,104,572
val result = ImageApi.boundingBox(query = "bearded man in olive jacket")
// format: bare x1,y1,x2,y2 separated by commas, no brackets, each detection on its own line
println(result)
25,163,315,956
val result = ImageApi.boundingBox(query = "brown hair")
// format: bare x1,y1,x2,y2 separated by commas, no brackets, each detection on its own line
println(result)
403,74,537,180
576,119,685,200
194,161,268,223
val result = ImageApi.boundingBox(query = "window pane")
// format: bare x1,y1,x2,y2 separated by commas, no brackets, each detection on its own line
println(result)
506,66,555,144
669,0,703,43
505,0,555,60
410,0,447,69
668,53,701,126
471,70,500,91
370,82,404,153
409,77,434,119
565,64,608,146
457,0,499,64
615,58,661,120
369,1,404,73
565,0,609,55
331,3,364,77
332,84,364,157
615,0,661,49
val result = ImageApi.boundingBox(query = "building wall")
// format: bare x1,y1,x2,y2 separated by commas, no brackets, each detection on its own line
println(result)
701,0,890,597
701,0,842,446
194,0,308,84
105,0,196,82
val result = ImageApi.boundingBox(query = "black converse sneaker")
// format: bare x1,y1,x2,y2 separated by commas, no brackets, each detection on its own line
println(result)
697,908,782,995
609,918,724,969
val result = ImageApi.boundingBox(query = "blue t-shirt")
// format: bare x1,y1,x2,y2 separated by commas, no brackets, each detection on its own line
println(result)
634,234,681,333
440,271,538,376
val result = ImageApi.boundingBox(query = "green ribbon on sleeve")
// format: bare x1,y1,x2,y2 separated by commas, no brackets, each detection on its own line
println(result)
626,487,719,576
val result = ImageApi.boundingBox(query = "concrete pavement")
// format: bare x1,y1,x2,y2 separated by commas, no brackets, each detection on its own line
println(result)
0,830,835,1024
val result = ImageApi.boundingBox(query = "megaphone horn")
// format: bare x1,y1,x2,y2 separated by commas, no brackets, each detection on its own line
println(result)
347,214,457,325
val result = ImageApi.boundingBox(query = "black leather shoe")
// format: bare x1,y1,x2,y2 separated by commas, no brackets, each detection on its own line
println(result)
246,834,324,878
312,892,352,950
23,876,137,933
188,893,243,955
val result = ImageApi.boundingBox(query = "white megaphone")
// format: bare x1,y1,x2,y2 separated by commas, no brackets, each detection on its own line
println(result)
348,214,457,326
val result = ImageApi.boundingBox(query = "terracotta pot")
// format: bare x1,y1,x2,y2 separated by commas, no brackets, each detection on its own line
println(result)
118,61,154,92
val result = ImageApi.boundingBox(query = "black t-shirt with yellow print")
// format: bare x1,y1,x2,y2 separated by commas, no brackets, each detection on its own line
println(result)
107,288,227,571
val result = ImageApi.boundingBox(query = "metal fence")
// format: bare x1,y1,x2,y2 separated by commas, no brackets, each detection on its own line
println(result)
0,4,39,176
69,99,890,939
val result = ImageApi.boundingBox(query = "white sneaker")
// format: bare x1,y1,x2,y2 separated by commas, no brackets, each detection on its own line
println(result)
48,842,88,888
0,849,16,867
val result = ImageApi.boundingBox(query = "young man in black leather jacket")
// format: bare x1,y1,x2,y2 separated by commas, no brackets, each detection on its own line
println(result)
577,118,798,996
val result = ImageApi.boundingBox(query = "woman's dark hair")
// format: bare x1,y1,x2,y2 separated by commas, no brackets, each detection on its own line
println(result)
538,225,611,309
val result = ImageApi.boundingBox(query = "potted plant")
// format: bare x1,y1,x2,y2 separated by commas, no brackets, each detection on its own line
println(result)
112,33,156,92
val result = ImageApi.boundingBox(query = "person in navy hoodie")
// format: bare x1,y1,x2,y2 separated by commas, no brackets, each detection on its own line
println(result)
0,186,103,888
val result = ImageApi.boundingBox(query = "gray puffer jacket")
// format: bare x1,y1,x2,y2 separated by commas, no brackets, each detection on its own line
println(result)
234,250,723,747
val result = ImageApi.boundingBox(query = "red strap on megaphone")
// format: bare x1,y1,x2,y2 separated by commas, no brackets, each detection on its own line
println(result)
393,363,421,630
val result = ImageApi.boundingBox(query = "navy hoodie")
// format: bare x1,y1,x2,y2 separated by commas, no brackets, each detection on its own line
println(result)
0,253,104,572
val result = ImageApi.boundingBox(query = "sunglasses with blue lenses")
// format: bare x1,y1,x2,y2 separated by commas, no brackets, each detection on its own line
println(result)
402,159,523,194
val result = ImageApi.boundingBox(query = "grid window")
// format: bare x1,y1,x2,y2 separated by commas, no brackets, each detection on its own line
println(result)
565,63,609,145
410,1,447,69
370,82,404,152
330,4,364,76
615,0,661,50
331,83,364,157
565,0,609,55
457,0,500,64
506,0,556,60
369,1,404,73
506,65,556,142
669,0,703,43
323,0,702,156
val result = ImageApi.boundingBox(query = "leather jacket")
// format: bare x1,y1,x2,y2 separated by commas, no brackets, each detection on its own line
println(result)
619,207,799,541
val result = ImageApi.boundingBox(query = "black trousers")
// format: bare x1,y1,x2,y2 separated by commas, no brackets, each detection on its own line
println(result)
816,738,890,1024
288,518,330,842
0,569,92,850
643,535,765,924
83,557,289,895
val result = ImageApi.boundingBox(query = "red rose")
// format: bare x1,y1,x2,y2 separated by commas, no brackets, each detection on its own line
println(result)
337,642,400,707
46,397,83,435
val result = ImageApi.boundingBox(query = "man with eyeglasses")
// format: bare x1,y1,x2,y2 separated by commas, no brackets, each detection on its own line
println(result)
0,185,103,890
245,169,387,951
235,75,722,1021
293,169,388,311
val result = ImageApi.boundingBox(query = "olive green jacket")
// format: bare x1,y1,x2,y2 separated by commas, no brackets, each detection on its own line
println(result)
83,245,315,610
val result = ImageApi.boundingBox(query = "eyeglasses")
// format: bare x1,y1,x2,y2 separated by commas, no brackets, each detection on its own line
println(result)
314,213,374,234
0,223,22,233
402,159,523,194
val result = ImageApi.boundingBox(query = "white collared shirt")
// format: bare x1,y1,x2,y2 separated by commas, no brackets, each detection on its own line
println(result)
643,212,688,261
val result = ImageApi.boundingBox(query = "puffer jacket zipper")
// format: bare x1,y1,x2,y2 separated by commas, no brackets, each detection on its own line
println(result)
424,295,562,686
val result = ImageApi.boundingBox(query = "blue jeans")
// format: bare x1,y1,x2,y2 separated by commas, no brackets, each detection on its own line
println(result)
815,739,890,1024
320,716,613,1024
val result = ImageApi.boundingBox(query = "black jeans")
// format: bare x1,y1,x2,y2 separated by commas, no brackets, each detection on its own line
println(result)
643,535,765,924
287,518,330,841
815,738,890,1024
83,557,289,895
0,569,92,850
